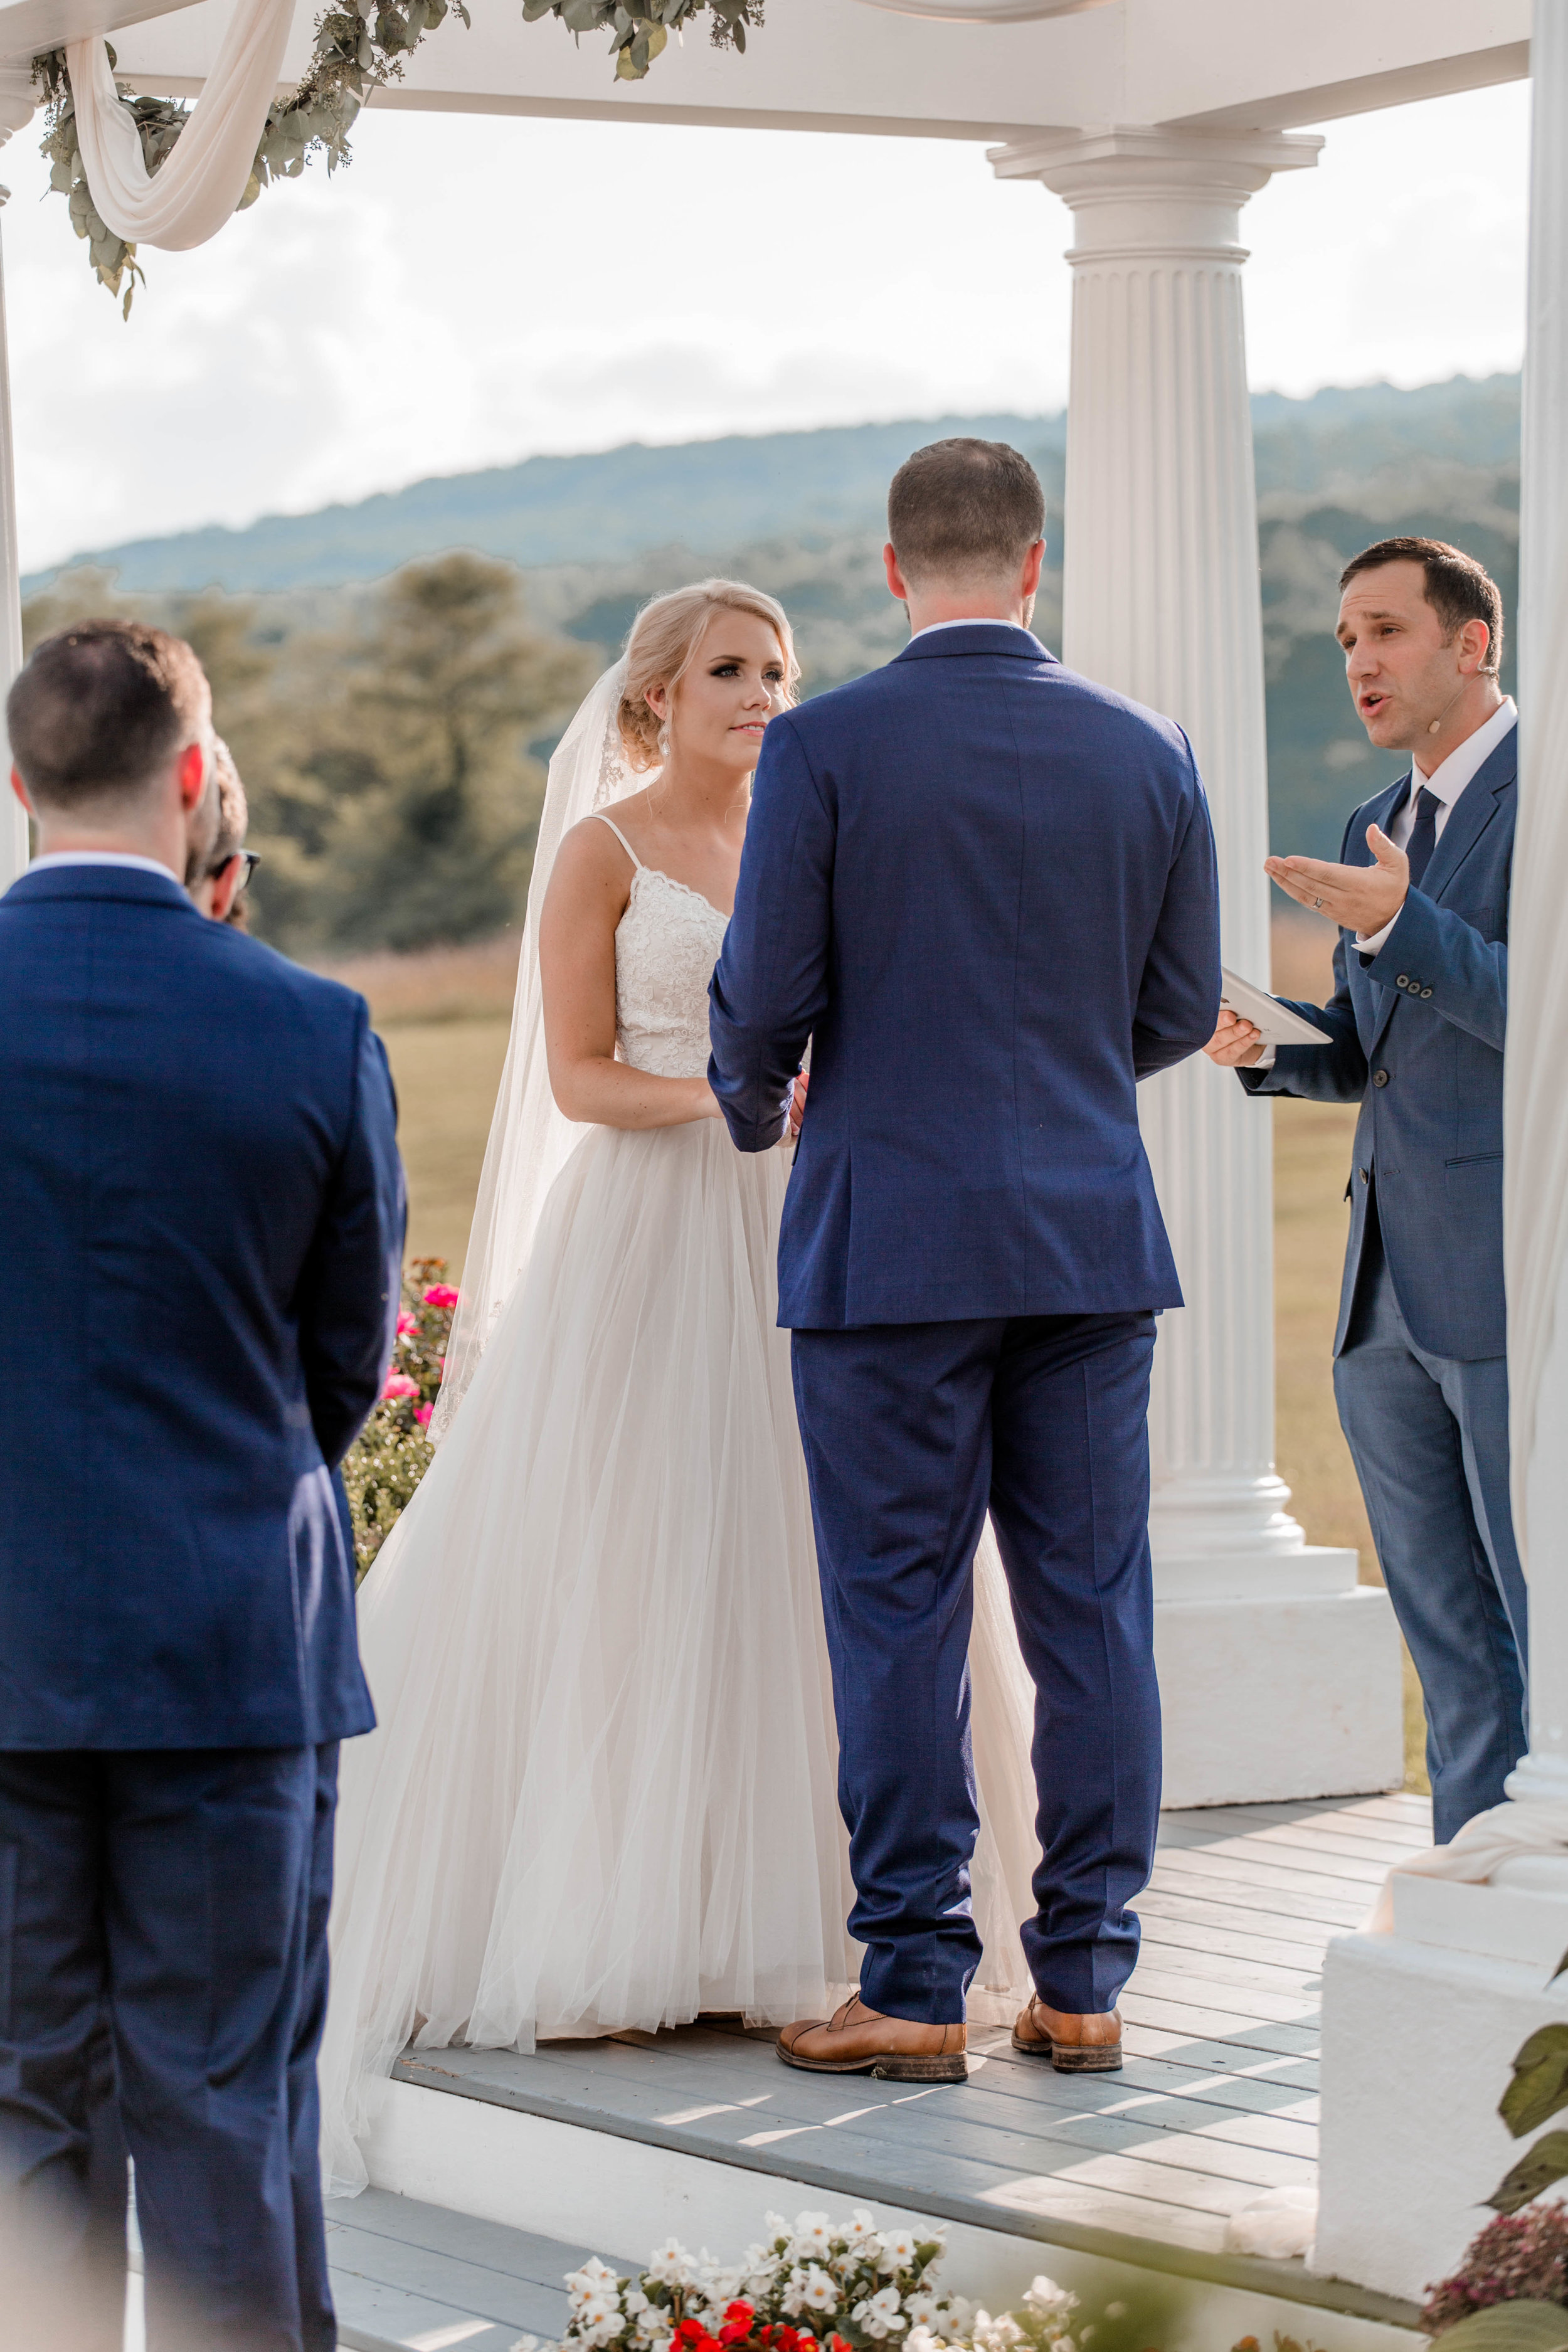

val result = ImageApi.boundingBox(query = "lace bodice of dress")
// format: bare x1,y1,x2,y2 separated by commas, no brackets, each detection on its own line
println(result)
613,864,729,1079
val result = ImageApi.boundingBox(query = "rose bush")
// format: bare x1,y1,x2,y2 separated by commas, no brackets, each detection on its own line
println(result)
341,1254,456,1576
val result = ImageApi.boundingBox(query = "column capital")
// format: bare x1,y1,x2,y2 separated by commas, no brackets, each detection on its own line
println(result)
990,123,1322,198
0,69,37,198
990,124,1320,265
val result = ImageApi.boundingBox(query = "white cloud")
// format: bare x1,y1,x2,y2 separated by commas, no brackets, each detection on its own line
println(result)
4,72,1531,573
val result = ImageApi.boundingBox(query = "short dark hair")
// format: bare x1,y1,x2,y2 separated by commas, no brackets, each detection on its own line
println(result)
1338,537,1505,679
887,438,1046,586
8,618,211,810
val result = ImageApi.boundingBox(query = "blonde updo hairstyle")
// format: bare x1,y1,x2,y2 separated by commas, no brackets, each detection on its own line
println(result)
618,578,798,771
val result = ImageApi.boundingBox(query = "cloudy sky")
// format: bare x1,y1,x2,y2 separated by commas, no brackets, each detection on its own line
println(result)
7,72,1530,574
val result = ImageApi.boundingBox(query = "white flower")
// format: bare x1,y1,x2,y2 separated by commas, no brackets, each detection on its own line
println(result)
792,2215,835,2258
624,2293,650,2319
854,2286,909,2339
844,2210,882,2248
1023,2281,1078,2324
646,2238,695,2286
875,2228,918,2275
943,2297,974,2337
1103,2307,1126,2323
904,2294,944,2329
800,2265,840,2313
972,2311,1025,2352
568,2257,620,2304
906,2329,948,2352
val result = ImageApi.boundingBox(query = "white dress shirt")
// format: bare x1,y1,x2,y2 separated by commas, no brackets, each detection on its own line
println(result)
909,617,1043,644
26,850,181,880
1353,694,1517,955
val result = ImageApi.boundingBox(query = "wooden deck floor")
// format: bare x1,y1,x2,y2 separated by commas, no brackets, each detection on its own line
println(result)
343,1793,1432,2344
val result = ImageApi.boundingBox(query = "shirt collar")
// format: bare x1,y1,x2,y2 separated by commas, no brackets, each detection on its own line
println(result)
28,850,183,881
910,617,1032,640
1411,696,1517,806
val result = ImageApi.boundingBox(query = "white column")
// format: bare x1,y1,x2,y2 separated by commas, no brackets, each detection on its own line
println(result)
990,127,1402,1806
0,70,31,887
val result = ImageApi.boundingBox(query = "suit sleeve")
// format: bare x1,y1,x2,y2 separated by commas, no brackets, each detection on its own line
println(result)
1364,886,1507,1053
300,1014,407,1469
1131,739,1224,1081
709,714,835,1152
1238,803,1371,1104
1237,924,1370,1104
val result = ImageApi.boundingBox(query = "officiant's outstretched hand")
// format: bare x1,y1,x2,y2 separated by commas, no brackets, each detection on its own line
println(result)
0,619,405,2352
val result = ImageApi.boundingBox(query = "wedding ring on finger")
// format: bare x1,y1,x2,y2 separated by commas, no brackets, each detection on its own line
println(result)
1313,896,1323,910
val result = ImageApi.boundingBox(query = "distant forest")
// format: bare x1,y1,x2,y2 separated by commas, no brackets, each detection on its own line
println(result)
23,373,1520,955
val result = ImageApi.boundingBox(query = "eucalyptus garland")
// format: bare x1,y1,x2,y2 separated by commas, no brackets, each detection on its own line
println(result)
33,0,763,316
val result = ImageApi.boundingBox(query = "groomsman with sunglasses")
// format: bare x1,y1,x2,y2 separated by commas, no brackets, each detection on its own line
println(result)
1209,536,1520,1843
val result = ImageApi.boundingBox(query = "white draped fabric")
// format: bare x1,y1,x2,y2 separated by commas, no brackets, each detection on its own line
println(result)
1505,0,1568,1569
66,0,293,252
1504,569,1568,1566
1365,1798,1568,1935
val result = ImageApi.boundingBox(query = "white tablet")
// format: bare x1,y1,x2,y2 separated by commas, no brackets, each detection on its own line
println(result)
1219,967,1333,1048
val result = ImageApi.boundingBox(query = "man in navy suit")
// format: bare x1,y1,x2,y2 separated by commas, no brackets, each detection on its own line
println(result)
1209,538,1518,1842
710,440,1221,2082
0,622,404,2348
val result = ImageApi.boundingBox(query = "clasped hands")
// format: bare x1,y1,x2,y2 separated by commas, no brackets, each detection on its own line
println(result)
1205,822,1411,1069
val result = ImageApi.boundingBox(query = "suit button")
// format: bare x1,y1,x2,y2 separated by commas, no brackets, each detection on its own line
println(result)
1396,973,1410,987
1421,987,1433,999
1360,1166,1370,1183
1373,1069,1390,1088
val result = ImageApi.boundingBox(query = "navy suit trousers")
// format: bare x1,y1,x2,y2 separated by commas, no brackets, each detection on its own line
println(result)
791,1311,1161,2021
0,1743,339,2352
1333,1199,1527,1841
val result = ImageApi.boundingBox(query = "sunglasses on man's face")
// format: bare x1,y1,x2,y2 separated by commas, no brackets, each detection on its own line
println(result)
208,848,261,891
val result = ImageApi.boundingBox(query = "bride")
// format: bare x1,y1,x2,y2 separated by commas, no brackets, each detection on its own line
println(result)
319,578,1040,2196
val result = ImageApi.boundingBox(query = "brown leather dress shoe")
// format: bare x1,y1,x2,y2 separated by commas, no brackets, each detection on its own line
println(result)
777,1994,967,2082
1012,1994,1122,2072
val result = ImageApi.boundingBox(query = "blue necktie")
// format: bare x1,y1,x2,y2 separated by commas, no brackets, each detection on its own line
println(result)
1405,785,1441,889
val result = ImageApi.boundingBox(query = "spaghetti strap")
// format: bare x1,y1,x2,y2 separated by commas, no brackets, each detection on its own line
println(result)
592,813,643,869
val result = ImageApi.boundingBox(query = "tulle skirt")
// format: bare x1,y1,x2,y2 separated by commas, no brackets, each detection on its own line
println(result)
319,1116,1039,2197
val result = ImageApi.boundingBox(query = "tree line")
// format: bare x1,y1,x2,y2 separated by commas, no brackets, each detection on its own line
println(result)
21,554,599,956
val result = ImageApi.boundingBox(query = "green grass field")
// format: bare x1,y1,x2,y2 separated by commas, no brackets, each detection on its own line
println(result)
346,915,1428,1795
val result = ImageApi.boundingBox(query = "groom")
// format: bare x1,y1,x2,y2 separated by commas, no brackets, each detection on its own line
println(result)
709,438,1221,2079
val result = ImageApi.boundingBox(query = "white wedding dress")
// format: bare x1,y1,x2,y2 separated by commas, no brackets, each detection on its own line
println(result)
319,696,1042,2201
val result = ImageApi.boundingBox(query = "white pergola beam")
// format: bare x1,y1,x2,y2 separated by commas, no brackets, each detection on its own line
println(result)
0,0,1530,141
0,0,193,63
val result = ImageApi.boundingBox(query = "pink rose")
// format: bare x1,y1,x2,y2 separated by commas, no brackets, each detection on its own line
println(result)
422,1284,460,1310
396,1310,418,1337
381,1372,420,1402
413,1403,433,1428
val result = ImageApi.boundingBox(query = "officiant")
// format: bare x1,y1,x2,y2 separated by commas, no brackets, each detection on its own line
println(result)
1207,536,1518,1843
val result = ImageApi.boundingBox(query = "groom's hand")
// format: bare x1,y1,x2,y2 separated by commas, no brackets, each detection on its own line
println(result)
1204,1008,1265,1067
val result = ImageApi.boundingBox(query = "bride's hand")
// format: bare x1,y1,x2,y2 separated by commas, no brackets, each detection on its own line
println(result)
787,1073,808,1136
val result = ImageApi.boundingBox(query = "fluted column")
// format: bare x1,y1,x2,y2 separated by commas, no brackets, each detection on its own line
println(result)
991,127,1321,1584
0,72,31,889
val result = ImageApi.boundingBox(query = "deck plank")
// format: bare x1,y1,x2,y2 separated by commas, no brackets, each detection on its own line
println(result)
379,1795,1429,2332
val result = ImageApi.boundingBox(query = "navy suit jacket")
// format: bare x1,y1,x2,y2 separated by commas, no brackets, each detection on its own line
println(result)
1241,723,1514,1361
708,624,1222,1328
0,864,405,1750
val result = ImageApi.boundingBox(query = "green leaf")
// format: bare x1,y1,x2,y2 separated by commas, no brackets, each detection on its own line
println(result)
1488,2130,1568,2215
1424,2305,1568,2352
1502,2028,1568,2139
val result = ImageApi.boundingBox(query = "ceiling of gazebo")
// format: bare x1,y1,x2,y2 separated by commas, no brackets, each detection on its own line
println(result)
0,0,1530,143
